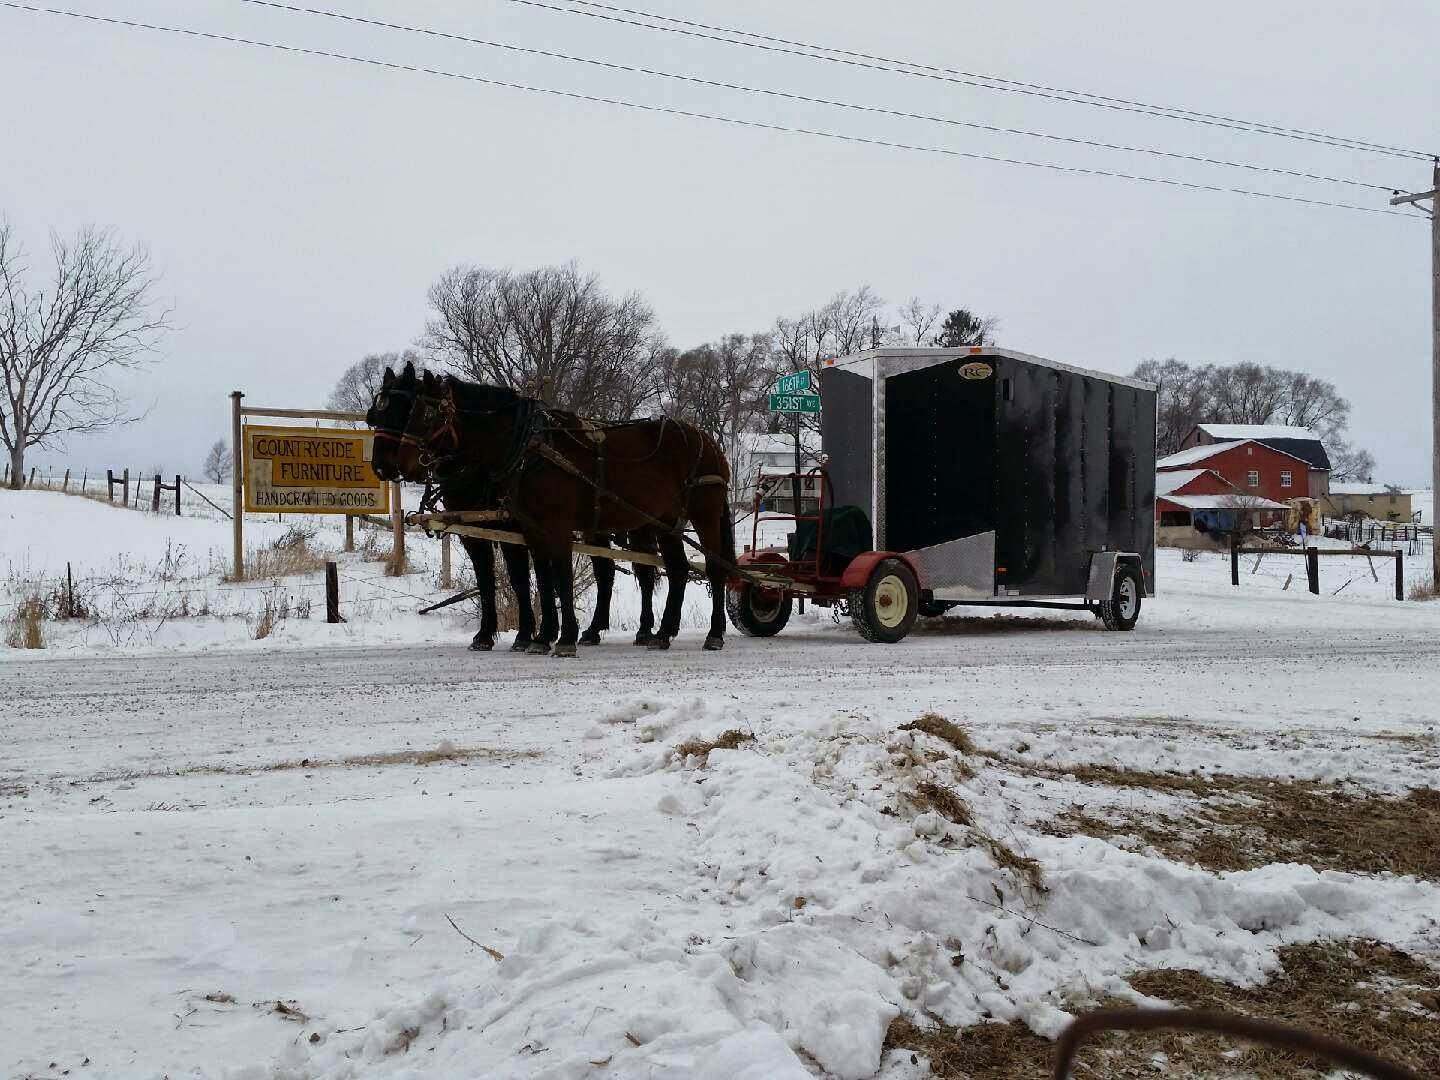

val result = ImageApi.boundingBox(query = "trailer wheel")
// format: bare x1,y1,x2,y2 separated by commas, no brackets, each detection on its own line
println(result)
725,583,792,637
1098,563,1143,631
849,558,919,643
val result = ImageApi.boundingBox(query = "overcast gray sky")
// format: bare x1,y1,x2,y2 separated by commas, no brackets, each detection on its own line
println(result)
3,0,1436,483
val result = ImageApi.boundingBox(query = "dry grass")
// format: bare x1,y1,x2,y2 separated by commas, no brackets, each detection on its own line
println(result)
226,536,333,583
73,743,539,785
675,729,753,765
910,780,974,826
978,833,1045,894
884,939,1440,1078
1034,760,1440,879
901,713,977,754
1408,574,1437,601
4,595,46,649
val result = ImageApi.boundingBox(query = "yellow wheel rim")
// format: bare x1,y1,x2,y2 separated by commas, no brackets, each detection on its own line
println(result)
874,575,909,629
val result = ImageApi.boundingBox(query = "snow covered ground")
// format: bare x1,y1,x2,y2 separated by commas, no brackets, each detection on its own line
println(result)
3,489,1439,1078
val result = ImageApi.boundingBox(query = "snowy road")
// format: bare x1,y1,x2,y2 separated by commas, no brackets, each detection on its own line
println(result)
5,604,1440,1078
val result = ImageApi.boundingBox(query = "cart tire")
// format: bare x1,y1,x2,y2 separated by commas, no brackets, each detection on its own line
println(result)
849,558,919,643
1098,562,1143,631
725,583,792,637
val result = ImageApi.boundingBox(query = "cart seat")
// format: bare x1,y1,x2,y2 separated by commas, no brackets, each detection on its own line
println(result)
789,505,874,574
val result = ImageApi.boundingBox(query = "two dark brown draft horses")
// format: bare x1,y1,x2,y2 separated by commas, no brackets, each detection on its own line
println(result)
411,375,735,656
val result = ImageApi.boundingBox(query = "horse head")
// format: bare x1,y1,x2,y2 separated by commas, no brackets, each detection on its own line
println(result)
368,361,420,481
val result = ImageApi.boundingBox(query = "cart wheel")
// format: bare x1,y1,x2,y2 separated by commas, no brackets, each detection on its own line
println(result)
1098,563,1143,631
725,583,793,637
849,558,919,643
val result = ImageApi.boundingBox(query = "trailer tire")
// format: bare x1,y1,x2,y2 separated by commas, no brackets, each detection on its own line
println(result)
1098,562,1143,631
849,558,919,643
725,584,792,637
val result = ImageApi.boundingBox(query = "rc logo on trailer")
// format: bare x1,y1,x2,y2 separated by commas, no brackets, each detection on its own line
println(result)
958,362,993,381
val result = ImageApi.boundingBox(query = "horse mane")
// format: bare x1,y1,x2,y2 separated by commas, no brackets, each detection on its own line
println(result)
441,374,525,412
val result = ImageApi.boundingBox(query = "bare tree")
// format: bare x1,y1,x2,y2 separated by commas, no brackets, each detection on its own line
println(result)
933,308,999,348
659,333,775,487
421,261,664,418
328,349,422,414
1135,357,1364,463
202,438,230,483
0,222,166,487
1328,439,1376,483
897,297,942,345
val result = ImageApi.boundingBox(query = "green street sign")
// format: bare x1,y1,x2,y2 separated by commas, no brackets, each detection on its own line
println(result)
769,393,820,414
775,370,812,395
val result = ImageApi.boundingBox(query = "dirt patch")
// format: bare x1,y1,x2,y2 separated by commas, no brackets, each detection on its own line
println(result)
901,714,976,754
1036,759,1440,878
884,939,1440,1078
73,744,538,786
675,730,752,765
912,614,1100,635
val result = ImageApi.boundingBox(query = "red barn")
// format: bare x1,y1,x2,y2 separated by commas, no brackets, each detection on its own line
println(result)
1156,439,1312,504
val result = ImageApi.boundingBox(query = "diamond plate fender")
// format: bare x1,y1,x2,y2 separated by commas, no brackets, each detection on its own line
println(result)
1085,551,1144,603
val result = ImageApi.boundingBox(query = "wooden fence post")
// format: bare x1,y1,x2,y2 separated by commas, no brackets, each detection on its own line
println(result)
122,468,130,505
231,391,245,580
1306,548,1320,595
344,514,354,553
1230,532,1240,586
440,532,452,588
62,468,70,492
174,475,181,516
1396,551,1404,601
152,474,162,513
65,562,75,619
106,469,114,501
389,481,405,575
325,561,343,623
28,467,35,487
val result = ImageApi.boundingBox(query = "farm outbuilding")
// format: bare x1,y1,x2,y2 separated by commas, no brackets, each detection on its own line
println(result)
1322,483,1413,523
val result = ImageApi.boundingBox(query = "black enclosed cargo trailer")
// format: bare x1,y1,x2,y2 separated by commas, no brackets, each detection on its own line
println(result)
821,348,1156,626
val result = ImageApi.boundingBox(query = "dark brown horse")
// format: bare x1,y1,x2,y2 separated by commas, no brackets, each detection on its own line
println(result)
411,375,734,655
369,365,662,650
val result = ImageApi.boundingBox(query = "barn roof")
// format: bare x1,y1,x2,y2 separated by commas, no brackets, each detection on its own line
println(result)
1157,439,1315,471
1155,469,1214,495
1159,493,1290,511
1156,441,1247,468
1191,424,1332,471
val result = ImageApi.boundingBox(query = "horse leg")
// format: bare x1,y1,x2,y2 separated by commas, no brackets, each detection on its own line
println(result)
548,549,581,658
691,494,735,651
458,536,497,651
631,531,658,646
648,531,688,650
528,553,558,655
580,540,613,646
500,541,535,651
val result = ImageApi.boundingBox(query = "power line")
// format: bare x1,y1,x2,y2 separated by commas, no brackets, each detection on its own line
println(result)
238,0,1395,192
509,0,1435,162
0,3,1411,216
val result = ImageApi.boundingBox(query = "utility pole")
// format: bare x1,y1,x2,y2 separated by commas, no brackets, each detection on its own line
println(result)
1390,158,1440,584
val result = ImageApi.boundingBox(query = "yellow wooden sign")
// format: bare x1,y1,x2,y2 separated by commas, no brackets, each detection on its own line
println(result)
242,424,389,514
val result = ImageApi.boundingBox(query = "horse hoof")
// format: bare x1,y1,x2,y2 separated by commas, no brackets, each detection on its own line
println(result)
527,642,552,656
510,637,532,653
469,634,495,652
552,643,578,658
647,637,671,651
703,635,724,651
578,632,602,646
632,631,653,647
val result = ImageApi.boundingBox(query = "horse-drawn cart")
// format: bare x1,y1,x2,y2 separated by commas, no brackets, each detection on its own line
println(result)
407,348,1157,647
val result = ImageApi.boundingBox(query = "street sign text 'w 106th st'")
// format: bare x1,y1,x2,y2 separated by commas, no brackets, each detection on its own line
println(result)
769,393,820,414
775,370,812,395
